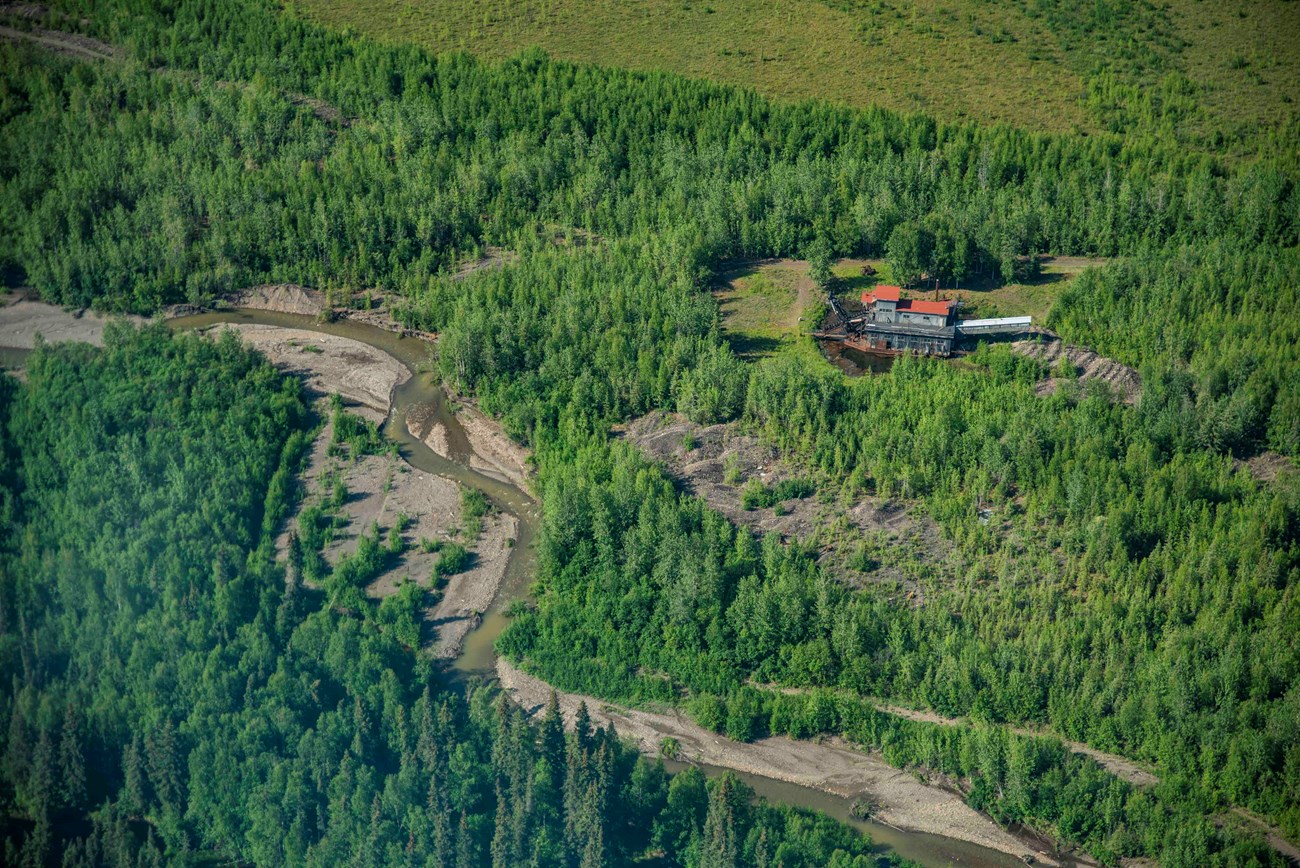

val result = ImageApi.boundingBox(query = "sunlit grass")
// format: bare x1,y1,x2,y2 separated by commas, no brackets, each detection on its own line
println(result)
296,0,1298,157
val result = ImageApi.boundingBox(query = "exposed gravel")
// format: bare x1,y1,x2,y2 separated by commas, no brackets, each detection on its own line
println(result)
621,410,944,600
498,657,1058,866
0,290,144,348
1013,336,1141,404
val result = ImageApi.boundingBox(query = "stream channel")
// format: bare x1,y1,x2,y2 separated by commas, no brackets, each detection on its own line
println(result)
161,309,1028,868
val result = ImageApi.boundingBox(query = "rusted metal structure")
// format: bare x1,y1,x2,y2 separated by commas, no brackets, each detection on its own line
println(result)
817,285,1031,357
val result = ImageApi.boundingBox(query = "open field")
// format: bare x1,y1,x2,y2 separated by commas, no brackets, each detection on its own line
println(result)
296,0,1299,157
712,259,814,358
944,257,1111,322
714,258,881,358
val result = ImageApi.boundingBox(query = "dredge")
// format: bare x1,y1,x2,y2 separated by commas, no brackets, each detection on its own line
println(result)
817,285,1032,357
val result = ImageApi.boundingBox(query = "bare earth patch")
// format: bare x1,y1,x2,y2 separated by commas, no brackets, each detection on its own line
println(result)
621,411,944,600
498,657,1058,866
285,421,516,657
1237,451,1295,484
1012,336,1142,404
0,291,144,348
454,245,514,279
209,323,407,422
230,285,328,317
1224,808,1300,865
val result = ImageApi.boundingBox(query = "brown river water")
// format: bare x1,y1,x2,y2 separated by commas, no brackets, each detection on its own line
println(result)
0,309,1038,868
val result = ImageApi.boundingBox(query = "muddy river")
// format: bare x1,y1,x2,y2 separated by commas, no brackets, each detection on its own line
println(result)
93,309,1027,868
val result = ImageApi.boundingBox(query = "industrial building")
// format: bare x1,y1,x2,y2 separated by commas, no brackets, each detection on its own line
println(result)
819,285,1032,357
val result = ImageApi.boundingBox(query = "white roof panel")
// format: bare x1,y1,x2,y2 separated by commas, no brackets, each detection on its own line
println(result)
957,316,1033,329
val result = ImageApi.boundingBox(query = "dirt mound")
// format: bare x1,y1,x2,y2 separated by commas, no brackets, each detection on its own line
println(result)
621,411,944,601
1012,337,1141,404
230,285,328,317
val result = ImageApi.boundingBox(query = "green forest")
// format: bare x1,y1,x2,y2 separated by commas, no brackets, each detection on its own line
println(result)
0,0,1297,864
0,326,886,865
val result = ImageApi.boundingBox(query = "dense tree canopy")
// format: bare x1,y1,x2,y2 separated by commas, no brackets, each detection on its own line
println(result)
0,328,886,865
0,0,1296,864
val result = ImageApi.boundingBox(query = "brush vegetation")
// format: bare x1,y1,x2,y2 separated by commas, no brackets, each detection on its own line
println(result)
0,0,1297,864
297,0,1300,161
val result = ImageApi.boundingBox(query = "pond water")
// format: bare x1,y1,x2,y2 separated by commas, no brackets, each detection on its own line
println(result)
818,339,896,376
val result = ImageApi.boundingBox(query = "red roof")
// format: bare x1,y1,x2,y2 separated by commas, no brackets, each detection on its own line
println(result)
899,298,955,316
863,285,954,317
863,285,901,304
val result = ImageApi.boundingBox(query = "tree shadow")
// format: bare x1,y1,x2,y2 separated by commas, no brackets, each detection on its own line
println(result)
724,332,782,359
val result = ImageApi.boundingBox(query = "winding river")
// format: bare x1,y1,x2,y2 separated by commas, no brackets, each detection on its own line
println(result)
159,309,1028,868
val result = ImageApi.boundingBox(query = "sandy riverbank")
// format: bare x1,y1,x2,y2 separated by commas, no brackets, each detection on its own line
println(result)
184,318,522,659
407,400,534,496
497,657,1058,866
278,415,518,661
286,420,516,658
204,323,407,423
0,290,144,347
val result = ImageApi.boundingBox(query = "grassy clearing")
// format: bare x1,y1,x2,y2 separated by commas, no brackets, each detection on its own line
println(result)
713,260,815,359
731,254,1093,333
944,256,1109,322
296,0,1298,157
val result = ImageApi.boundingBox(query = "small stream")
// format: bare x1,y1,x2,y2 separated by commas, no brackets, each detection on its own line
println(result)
161,309,1032,868
169,309,540,676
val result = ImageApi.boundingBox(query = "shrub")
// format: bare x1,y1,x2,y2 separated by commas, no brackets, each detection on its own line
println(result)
435,542,471,577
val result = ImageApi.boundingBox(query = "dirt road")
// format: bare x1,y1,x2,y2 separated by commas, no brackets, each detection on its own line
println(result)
0,22,118,61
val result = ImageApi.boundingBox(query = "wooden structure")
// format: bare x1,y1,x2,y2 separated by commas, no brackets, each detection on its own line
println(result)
818,285,1032,358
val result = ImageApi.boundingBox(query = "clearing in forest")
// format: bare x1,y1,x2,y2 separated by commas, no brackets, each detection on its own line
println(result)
714,258,875,358
621,410,949,603
944,256,1110,323
719,255,1096,359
